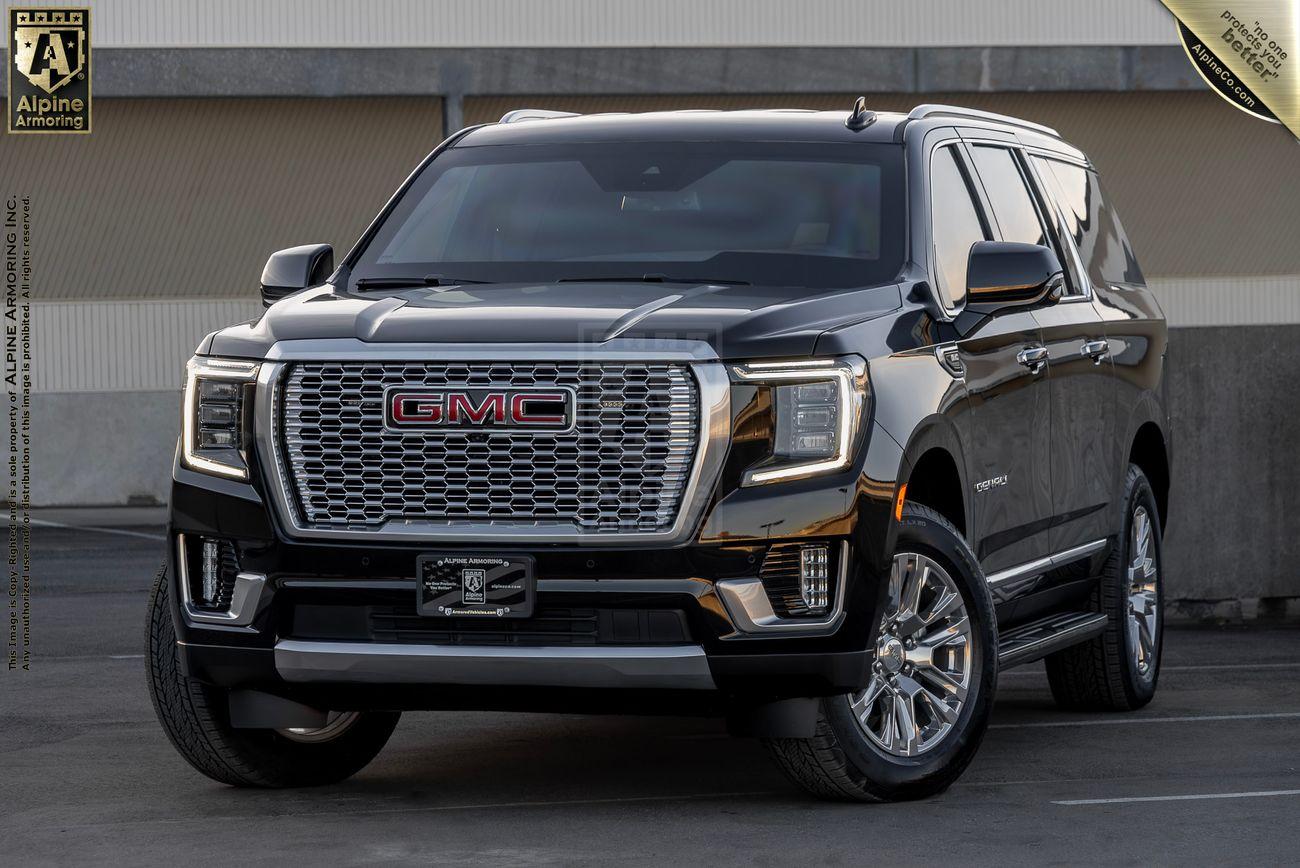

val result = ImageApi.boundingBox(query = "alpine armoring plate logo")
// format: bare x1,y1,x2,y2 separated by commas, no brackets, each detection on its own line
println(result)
384,387,576,432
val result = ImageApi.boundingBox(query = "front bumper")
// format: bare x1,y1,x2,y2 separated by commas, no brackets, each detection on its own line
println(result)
168,391,905,708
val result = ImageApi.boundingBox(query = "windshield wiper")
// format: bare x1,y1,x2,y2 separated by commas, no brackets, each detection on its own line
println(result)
558,273,749,286
355,275,492,290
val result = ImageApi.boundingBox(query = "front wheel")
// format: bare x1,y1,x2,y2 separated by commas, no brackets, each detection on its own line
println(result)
764,504,998,802
145,564,400,787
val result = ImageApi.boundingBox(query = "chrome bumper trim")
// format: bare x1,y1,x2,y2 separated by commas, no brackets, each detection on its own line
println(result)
273,640,717,690
715,541,849,637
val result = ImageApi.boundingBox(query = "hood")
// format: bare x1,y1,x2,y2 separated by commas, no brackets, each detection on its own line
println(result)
207,281,903,360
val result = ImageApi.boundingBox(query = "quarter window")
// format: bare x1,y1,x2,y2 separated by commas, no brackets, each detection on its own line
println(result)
1033,157,1144,288
929,145,988,309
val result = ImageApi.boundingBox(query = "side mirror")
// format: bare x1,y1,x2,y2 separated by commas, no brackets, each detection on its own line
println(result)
964,241,1064,315
260,244,333,307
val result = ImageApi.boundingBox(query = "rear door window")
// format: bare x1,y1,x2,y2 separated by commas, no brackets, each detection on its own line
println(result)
968,145,1048,248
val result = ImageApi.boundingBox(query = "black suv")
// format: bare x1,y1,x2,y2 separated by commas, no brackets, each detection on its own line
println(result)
148,101,1170,801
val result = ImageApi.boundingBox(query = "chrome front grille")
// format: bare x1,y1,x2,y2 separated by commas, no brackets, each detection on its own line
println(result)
276,361,700,534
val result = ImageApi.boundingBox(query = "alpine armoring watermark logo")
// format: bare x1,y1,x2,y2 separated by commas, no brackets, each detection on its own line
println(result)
8,7,91,134
384,388,576,431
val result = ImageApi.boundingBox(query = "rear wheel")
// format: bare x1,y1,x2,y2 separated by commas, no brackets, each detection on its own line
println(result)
145,564,400,787
1045,464,1164,711
764,504,998,801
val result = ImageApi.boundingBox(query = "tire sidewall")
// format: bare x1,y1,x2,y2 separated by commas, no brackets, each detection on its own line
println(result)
1115,469,1164,704
146,565,400,787
823,506,998,796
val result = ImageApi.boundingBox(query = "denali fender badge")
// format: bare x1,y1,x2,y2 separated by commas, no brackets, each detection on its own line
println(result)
383,387,576,431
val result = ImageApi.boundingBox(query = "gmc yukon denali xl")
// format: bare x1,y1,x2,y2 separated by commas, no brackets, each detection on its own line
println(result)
148,101,1171,801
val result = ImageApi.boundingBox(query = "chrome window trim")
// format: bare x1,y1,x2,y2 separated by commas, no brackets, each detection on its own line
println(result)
253,340,731,545
986,538,1107,587
175,534,266,629
716,540,850,637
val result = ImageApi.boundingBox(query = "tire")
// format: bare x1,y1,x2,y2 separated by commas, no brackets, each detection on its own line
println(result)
145,564,400,787
764,503,998,802
1045,464,1164,711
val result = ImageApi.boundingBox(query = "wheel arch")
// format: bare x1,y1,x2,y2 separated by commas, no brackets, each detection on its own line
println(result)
895,417,969,540
1128,420,1170,530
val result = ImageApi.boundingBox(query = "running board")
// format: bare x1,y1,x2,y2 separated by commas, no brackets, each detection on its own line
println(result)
997,612,1109,669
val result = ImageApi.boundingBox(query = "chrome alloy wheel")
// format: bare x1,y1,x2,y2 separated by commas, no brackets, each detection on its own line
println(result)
847,553,974,758
278,711,362,744
1126,505,1160,680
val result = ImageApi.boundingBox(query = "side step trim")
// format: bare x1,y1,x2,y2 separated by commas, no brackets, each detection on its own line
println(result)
997,612,1109,669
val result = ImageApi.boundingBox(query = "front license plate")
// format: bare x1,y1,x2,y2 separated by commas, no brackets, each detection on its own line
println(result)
417,553,535,618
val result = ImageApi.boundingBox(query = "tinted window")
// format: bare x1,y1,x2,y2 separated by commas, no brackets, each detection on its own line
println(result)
353,141,906,290
969,145,1048,247
1035,157,1144,287
929,145,988,308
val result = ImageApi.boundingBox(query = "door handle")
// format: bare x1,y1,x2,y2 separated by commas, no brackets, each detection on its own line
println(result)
1016,345,1049,374
1081,339,1109,365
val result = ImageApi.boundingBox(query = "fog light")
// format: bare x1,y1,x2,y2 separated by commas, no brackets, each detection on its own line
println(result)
799,544,831,613
201,539,220,605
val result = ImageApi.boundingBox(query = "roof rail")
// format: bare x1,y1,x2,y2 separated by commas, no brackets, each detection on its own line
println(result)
499,109,581,124
907,104,1059,138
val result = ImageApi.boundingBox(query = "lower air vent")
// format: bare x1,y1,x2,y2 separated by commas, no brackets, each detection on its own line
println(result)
289,605,692,647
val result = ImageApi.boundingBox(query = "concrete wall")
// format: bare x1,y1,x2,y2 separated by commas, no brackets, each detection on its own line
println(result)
1163,326,1300,600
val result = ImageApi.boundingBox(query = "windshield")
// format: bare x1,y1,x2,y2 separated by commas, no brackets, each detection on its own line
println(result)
350,140,905,290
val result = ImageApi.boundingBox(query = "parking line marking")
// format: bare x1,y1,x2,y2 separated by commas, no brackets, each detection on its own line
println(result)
32,518,165,541
993,711,1300,729
1054,789,1300,806
1002,662,1300,676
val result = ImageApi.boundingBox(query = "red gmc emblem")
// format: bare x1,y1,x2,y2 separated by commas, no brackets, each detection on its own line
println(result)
384,387,575,431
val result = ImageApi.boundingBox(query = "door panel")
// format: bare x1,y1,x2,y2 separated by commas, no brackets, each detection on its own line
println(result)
957,310,1053,575
1034,301,1117,551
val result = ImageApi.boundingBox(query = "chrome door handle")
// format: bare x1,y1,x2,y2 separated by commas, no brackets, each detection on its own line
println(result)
1081,339,1109,365
1016,346,1049,374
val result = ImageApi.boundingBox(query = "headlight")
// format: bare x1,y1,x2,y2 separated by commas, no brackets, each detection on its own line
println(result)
732,357,867,485
182,357,260,479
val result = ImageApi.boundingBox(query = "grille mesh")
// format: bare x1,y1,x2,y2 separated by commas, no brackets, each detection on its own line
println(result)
277,361,699,533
